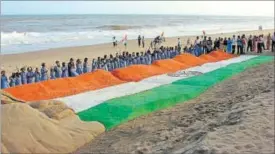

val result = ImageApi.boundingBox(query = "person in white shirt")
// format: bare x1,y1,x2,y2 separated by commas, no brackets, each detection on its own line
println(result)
232,35,237,54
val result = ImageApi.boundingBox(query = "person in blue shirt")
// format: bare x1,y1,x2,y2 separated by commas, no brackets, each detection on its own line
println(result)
227,37,233,53
61,62,68,78
9,73,16,87
50,67,55,79
76,59,83,75
20,67,27,84
83,58,90,73
40,63,48,81
70,61,79,77
54,61,62,78
15,72,21,86
1,70,9,89
237,35,243,55
26,67,35,84
91,59,97,72
34,68,41,83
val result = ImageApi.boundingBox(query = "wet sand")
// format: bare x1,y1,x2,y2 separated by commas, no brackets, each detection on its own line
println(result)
1,29,274,76
75,57,274,154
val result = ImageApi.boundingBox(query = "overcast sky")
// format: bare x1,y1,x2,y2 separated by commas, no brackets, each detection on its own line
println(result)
1,1,274,17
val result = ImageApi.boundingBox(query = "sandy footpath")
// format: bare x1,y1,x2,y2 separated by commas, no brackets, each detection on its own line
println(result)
75,59,274,154
1,29,274,75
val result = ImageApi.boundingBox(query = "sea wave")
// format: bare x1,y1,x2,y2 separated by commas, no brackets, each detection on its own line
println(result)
96,25,142,30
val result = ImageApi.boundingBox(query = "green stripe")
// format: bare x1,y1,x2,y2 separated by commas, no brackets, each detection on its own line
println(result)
78,56,273,130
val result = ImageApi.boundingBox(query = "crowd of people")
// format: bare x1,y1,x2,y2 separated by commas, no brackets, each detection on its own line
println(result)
1,32,275,89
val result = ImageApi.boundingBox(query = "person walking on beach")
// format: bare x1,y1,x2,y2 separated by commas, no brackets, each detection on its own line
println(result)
247,35,253,52
232,35,237,54
272,32,275,52
112,36,117,47
142,36,145,48
40,63,48,81
1,70,9,89
138,35,141,47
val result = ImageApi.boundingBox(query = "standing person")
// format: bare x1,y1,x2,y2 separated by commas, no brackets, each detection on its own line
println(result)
26,67,34,84
40,63,48,81
1,70,9,89
206,37,213,53
227,37,233,53
213,38,218,50
253,35,257,52
266,33,271,51
242,34,247,53
112,36,117,47
237,35,243,54
272,32,275,52
142,36,145,48
67,58,74,77
15,72,21,86
54,61,62,78
202,36,207,54
34,68,41,83
76,59,83,75
219,38,224,51
138,35,141,47
70,61,79,77
20,67,27,85
177,38,182,52
232,35,237,54
187,38,191,47
61,62,68,78
123,35,128,50
258,35,263,53
83,58,90,73
247,35,253,52
50,67,55,80
223,37,228,52
9,73,16,87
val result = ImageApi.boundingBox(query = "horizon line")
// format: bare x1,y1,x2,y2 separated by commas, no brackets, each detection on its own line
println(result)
1,13,274,18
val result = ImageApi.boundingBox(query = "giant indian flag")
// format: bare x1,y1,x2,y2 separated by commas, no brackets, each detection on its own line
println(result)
4,51,273,130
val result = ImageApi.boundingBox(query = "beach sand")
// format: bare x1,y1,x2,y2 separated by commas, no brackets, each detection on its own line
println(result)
75,58,274,154
1,29,274,76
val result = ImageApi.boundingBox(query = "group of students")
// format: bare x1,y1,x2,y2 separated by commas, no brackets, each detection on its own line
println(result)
1,47,182,89
182,32,275,56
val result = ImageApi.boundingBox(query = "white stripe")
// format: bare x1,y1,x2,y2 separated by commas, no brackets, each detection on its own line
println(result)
55,55,257,113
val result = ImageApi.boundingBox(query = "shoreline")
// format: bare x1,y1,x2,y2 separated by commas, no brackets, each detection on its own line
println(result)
1,29,274,75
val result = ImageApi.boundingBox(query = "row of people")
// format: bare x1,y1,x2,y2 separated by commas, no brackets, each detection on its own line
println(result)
1,48,181,89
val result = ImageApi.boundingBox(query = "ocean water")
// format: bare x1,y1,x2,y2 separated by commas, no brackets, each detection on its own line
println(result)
1,14,274,54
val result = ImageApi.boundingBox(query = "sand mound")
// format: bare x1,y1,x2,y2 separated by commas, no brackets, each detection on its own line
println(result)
173,53,208,66
1,93,105,153
152,59,191,72
112,64,168,82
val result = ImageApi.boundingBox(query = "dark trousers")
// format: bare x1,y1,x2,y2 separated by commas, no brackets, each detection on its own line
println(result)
232,45,236,54
138,40,141,47
257,43,263,53
237,45,243,54
247,43,252,52
272,41,275,52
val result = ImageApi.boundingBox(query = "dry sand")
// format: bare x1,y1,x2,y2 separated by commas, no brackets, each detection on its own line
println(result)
1,94,105,154
1,29,274,76
75,60,274,154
